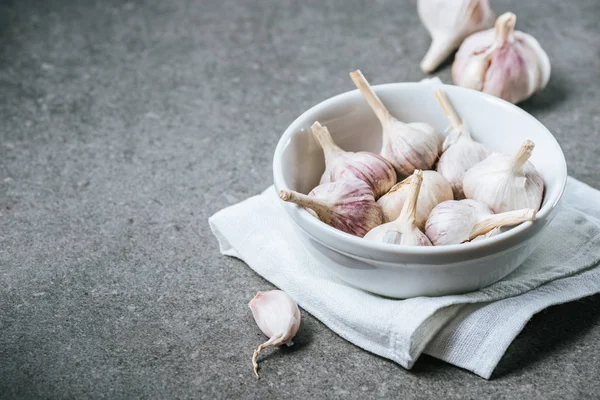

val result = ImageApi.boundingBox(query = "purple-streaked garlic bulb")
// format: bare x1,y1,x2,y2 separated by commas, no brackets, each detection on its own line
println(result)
278,179,382,237
249,290,301,378
364,170,432,246
463,140,544,213
418,0,495,73
349,70,442,177
452,12,551,104
377,170,453,228
434,90,490,199
311,121,396,198
425,199,536,245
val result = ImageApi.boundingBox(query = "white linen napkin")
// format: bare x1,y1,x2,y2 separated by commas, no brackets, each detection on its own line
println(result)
208,177,600,379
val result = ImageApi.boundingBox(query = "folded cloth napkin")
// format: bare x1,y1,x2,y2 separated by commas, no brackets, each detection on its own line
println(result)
209,177,600,379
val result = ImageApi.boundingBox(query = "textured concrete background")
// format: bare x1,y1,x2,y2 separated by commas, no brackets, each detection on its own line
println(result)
1,0,599,398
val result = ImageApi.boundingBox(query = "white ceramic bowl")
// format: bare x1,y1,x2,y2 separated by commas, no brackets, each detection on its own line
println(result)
273,82,567,298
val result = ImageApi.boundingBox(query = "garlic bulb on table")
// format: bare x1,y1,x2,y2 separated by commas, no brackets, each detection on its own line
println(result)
278,179,382,237
434,90,490,199
377,170,453,228
349,70,442,177
463,140,544,213
425,199,536,245
418,0,495,73
311,121,396,198
364,170,432,246
249,290,301,377
452,12,551,104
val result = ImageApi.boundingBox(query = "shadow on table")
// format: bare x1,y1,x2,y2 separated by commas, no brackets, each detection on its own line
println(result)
519,72,569,114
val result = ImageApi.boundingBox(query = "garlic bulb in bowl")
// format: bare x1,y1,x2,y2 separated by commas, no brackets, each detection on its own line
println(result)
452,12,551,104
418,0,495,73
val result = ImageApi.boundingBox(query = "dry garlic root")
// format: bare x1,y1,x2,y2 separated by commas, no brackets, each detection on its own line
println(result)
279,179,382,237
452,12,551,104
349,70,442,177
425,199,536,245
311,121,397,198
463,140,544,213
434,90,490,199
249,290,301,378
364,170,432,246
418,0,495,73
377,170,453,228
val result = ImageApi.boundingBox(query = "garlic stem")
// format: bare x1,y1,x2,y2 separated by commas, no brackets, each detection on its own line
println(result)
349,70,394,128
510,140,535,173
278,190,332,223
397,170,423,226
434,90,462,131
468,208,536,240
252,333,284,378
495,12,516,45
311,121,343,157
421,37,455,73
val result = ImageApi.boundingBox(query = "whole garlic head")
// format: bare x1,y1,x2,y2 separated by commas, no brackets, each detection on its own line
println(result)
311,121,397,198
419,0,495,73
364,170,433,246
425,199,536,245
349,70,442,177
452,12,551,104
377,170,453,228
279,179,382,237
463,140,544,213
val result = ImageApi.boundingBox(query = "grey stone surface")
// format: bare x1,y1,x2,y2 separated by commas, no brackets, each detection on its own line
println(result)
0,0,599,398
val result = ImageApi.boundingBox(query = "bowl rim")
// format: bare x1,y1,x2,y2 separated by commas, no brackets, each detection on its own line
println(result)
273,82,567,256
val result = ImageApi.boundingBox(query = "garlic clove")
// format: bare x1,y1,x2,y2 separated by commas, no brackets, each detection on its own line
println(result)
377,170,453,228
425,199,536,245
452,12,551,104
365,170,433,246
349,70,442,177
463,140,544,213
311,121,397,198
279,179,382,237
434,90,491,199
418,0,495,73
249,290,301,377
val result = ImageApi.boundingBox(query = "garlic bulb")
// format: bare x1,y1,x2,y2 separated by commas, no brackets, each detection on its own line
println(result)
377,170,453,228
425,199,536,245
434,90,490,199
249,290,301,377
279,179,382,237
311,121,396,198
364,170,432,246
349,70,442,177
452,12,551,104
418,0,495,73
463,140,544,213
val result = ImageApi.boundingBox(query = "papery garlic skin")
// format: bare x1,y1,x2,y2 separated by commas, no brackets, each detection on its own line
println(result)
377,170,453,228
349,70,442,177
418,0,495,73
463,140,544,213
452,12,551,104
279,179,382,237
365,170,433,246
249,290,301,377
311,121,396,198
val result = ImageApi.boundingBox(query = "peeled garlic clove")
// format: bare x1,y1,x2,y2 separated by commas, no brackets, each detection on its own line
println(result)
349,70,442,177
249,290,301,377
425,199,536,245
365,170,432,246
377,170,453,228
463,140,544,213
311,121,397,198
452,12,551,104
418,0,495,73
279,179,382,237
434,90,491,199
